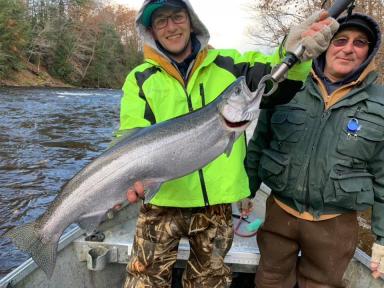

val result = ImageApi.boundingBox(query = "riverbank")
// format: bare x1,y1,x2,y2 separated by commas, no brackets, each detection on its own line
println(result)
0,61,71,88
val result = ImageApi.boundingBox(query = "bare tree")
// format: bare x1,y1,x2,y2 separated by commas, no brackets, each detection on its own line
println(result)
247,0,383,83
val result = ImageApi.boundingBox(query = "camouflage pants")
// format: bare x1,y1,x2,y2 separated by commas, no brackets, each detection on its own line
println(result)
123,203,234,288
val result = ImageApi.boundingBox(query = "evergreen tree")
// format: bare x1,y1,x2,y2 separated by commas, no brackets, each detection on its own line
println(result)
0,0,29,77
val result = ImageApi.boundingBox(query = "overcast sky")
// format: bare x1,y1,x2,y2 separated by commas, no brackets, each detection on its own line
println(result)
112,0,260,52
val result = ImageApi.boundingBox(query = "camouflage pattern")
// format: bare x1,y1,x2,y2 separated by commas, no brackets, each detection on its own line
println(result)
123,203,233,288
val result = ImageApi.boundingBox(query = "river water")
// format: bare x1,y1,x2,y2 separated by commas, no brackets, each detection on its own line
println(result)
0,87,121,279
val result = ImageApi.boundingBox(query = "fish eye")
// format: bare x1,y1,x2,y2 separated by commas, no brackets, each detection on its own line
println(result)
235,86,241,95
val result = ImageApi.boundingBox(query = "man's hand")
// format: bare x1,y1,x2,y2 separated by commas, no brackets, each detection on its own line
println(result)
285,10,340,61
126,181,145,203
371,242,384,279
111,181,145,213
237,198,254,216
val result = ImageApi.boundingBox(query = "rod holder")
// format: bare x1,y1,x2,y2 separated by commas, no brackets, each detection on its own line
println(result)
86,246,117,271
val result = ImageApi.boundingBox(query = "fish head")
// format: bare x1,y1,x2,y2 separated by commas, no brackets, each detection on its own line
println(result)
218,76,262,130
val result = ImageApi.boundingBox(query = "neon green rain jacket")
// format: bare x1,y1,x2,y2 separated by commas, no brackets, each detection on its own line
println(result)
117,0,311,207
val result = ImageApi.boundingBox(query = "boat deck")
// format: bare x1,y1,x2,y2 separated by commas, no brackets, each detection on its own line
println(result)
73,186,267,274
1,186,384,288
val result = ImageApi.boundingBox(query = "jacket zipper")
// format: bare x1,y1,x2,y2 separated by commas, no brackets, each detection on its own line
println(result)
184,84,193,112
295,99,323,212
183,83,210,206
304,107,330,211
199,83,206,106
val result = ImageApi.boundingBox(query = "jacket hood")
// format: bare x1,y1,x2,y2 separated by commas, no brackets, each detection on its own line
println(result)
135,0,210,58
313,13,381,85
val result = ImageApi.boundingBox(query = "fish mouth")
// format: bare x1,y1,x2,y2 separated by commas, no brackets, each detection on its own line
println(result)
222,117,250,128
224,119,249,127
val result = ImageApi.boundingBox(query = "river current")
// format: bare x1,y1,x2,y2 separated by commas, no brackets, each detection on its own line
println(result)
0,87,121,279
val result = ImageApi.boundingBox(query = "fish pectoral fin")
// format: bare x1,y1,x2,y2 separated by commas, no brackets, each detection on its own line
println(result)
224,132,236,157
143,182,163,204
77,211,107,232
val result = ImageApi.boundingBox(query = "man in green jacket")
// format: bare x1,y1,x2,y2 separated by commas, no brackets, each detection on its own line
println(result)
118,0,338,287
246,12,383,287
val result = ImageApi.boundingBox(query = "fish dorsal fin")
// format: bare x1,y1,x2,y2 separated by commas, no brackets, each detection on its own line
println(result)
77,210,107,232
143,182,163,204
224,132,236,157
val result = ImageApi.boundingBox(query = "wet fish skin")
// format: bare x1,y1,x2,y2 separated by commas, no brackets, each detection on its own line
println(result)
4,76,262,278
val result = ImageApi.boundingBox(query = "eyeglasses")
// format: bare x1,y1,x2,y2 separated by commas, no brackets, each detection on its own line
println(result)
152,10,188,30
331,37,370,48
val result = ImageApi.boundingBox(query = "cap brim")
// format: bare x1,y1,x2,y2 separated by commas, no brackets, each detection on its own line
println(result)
141,3,163,27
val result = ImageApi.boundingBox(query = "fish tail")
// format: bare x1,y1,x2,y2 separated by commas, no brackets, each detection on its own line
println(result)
4,223,57,278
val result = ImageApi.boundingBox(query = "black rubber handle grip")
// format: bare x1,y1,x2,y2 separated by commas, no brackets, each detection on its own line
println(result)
328,0,354,18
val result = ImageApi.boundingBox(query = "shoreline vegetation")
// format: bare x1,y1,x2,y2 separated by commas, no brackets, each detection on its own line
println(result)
1,1,382,88
0,0,142,90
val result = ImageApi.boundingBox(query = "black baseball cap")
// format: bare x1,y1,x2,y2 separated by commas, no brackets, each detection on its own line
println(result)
337,15,376,44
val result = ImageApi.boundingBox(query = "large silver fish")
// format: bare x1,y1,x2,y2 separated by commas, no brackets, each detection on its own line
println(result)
4,76,262,278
